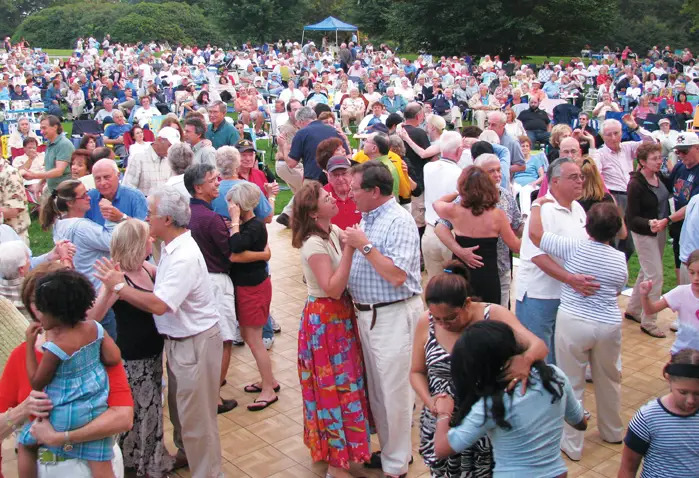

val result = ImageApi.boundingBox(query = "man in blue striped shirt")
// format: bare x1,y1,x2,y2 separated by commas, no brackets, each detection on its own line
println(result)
345,160,422,478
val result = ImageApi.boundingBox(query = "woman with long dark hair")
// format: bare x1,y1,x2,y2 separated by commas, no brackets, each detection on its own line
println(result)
432,320,587,477
411,260,548,477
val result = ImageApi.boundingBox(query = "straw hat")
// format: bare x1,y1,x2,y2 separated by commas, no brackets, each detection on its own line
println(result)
0,296,29,371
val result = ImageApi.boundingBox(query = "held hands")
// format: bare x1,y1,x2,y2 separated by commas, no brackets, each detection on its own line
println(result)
99,199,122,222
343,225,369,250
93,257,125,291
649,218,668,233
264,181,280,197
638,280,653,296
52,240,76,262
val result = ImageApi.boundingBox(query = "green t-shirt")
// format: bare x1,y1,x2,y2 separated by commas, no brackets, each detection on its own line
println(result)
45,135,75,192
376,155,400,199
205,121,240,149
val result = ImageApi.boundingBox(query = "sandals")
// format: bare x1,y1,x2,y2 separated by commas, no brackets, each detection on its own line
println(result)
640,324,666,338
247,396,278,411
244,383,281,393
624,312,641,323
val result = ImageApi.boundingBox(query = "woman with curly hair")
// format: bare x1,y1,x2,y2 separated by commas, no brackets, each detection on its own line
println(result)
433,166,521,305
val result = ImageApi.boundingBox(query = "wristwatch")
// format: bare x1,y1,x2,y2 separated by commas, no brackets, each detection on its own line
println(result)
63,431,73,452
113,282,126,293
666,216,673,226
361,243,374,255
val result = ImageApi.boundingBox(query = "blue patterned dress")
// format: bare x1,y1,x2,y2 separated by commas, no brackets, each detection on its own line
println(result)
18,321,113,461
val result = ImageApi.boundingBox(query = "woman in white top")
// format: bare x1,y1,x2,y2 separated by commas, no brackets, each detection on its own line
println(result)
12,136,45,198
132,96,161,128
66,82,86,120
529,198,627,461
504,107,526,138
291,183,371,478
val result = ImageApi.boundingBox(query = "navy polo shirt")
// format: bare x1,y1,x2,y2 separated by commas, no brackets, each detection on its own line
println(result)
288,120,349,182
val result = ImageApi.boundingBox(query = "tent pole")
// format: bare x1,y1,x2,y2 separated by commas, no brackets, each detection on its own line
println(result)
336,30,338,46
302,30,305,45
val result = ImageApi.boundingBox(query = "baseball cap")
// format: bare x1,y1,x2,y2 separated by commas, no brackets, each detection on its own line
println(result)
326,155,351,172
157,126,180,144
236,139,256,152
674,132,699,148
658,118,671,126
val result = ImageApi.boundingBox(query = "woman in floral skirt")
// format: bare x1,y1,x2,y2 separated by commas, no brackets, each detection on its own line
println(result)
291,181,371,478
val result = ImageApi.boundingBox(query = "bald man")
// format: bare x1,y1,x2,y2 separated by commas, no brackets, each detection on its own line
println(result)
86,158,148,226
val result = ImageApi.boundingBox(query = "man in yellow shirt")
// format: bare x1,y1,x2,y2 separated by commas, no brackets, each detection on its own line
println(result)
353,128,413,205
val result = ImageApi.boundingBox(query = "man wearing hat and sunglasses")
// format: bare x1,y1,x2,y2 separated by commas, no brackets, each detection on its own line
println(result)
650,132,699,292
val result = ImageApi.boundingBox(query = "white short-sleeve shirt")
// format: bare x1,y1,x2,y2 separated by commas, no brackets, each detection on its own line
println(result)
153,231,220,337
515,194,588,301
424,158,462,226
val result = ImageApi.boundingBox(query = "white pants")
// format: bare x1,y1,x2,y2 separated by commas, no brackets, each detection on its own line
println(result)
441,106,462,129
627,231,665,327
37,443,123,478
421,224,452,280
354,295,423,476
499,268,511,308
555,309,623,460
473,110,487,130
209,272,238,341
512,183,538,217
275,160,304,216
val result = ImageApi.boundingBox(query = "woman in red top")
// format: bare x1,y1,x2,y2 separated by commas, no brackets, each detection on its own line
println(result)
0,263,133,478
596,66,610,86
674,92,694,124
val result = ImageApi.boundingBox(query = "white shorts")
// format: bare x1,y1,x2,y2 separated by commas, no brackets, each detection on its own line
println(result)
209,273,237,342
38,443,123,478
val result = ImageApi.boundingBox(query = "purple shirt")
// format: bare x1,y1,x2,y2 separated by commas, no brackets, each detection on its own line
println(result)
188,198,231,274
591,128,653,193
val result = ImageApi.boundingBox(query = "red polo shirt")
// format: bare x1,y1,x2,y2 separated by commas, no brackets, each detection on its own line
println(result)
324,183,361,230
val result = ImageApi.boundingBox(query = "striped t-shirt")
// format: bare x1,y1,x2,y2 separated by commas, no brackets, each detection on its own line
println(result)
539,233,628,324
625,398,699,478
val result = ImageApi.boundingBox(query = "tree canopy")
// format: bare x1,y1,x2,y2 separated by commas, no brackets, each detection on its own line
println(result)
7,0,699,54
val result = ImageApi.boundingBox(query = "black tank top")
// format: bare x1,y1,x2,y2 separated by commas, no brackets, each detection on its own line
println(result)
111,267,164,360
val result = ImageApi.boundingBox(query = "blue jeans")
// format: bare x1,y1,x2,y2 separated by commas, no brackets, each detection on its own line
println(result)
515,295,560,364
262,315,274,339
526,130,551,146
101,308,118,341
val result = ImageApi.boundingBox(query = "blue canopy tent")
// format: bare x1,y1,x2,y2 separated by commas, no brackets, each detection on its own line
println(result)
302,16,358,46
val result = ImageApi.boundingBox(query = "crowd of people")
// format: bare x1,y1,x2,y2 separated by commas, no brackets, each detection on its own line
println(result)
0,35,698,478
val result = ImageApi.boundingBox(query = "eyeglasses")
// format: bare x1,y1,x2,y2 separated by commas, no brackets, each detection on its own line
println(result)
565,174,585,182
73,192,89,200
429,312,459,325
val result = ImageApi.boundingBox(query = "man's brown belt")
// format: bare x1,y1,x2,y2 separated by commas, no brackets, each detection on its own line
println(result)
354,295,416,330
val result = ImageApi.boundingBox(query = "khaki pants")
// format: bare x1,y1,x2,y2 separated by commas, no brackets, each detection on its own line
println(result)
473,110,487,130
410,193,425,228
626,231,665,327
555,309,623,460
341,110,363,128
167,324,223,478
421,224,452,280
354,296,423,476
275,160,303,216
680,262,690,285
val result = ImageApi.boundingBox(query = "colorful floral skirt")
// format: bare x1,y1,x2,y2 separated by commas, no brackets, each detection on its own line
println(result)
298,294,372,469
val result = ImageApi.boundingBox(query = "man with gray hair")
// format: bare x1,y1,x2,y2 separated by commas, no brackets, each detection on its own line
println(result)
0,240,31,311
285,106,349,184
421,130,464,279
274,99,303,226
515,157,599,363
206,100,240,148
487,110,526,173
184,162,239,415
87,158,148,226
165,143,195,199
592,116,653,260
123,126,177,197
183,116,216,167
103,110,131,158
94,185,224,478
